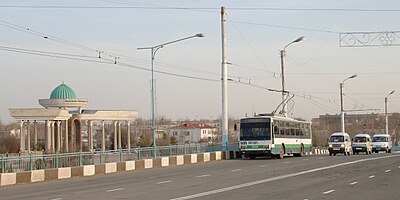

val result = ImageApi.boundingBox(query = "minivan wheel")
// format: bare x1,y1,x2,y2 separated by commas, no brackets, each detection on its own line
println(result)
388,149,392,153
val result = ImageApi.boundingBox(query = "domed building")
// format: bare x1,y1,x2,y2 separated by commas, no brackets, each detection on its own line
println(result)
9,83,138,154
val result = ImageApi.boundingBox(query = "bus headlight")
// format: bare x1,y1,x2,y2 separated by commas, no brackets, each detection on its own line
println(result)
341,144,345,148
329,144,332,147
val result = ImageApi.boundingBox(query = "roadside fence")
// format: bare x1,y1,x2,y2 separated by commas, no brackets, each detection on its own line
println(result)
0,142,239,173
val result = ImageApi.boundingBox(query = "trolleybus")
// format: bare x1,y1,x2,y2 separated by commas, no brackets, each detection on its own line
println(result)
239,114,312,159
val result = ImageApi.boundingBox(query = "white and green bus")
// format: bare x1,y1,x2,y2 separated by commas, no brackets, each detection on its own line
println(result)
239,114,312,159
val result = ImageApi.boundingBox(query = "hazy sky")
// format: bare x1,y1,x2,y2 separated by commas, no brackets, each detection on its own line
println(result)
1,0,400,123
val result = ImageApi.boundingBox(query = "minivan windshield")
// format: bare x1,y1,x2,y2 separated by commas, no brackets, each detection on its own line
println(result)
372,136,388,142
354,137,367,142
330,136,344,142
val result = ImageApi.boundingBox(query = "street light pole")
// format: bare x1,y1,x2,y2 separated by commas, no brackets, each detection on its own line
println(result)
340,74,357,133
280,36,304,117
385,90,395,134
138,33,204,158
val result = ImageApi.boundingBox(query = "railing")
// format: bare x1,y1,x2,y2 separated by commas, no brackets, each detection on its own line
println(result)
0,142,239,173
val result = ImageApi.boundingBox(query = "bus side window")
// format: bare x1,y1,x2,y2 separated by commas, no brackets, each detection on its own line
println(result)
280,129,284,136
290,129,295,136
284,128,289,136
273,126,279,135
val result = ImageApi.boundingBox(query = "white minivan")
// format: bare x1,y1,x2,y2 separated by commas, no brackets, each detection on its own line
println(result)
352,134,372,155
372,134,392,153
328,132,352,156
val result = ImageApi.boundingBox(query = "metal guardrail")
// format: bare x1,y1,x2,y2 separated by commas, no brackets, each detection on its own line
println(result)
0,142,239,173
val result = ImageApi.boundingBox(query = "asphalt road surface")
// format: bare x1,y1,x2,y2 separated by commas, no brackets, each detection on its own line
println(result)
1,152,399,200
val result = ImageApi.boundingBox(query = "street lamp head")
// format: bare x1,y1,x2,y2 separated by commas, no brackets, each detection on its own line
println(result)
390,90,395,95
293,36,305,43
195,33,205,38
349,74,357,79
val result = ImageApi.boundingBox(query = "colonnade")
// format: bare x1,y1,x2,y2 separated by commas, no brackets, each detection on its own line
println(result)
86,120,131,152
19,120,68,154
20,119,134,153
19,120,38,154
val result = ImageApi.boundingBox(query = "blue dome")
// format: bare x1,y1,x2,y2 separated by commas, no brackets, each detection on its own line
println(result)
50,83,77,99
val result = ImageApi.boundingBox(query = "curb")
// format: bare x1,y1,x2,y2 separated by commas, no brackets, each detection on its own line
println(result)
0,151,229,187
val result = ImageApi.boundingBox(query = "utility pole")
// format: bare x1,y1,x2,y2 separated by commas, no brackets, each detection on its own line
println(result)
221,6,228,151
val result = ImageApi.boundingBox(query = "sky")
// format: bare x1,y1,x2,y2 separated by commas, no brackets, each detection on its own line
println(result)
1,0,400,123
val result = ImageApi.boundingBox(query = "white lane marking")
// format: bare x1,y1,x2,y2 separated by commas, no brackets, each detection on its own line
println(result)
369,175,375,179
385,169,391,173
157,180,172,184
107,188,125,192
350,181,358,186
283,161,290,164
318,157,324,160
50,198,62,200
231,169,242,172
323,190,335,195
303,159,309,161
170,154,400,200
258,165,268,168
196,174,210,178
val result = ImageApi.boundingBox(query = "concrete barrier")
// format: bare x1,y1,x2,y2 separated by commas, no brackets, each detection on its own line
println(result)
104,163,117,174
117,161,135,171
0,173,16,186
7,148,330,187
135,159,153,170
31,170,45,183
58,167,72,179
197,153,211,163
184,154,197,164
154,157,169,168
16,171,31,184
44,168,59,181
72,165,95,177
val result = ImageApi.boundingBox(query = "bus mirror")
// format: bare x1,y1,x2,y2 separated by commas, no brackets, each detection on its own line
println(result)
234,124,237,131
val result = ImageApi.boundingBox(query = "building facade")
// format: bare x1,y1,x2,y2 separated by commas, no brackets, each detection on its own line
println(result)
167,123,216,144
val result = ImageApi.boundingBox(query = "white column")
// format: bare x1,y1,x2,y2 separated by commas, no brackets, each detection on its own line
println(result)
88,120,93,152
57,121,61,153
20,121,25,153
65,120,69,152
34,121,38,147
102,120,106,151
27,121,31,153
127,121,131,151
114,121,118,150
118,121,122,149
51,121,55,153
45,120,51,153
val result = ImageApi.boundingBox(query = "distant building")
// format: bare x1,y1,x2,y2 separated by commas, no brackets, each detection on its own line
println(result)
167,123,216,144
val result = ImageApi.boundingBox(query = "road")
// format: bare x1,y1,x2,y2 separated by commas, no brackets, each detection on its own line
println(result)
0,152,399,200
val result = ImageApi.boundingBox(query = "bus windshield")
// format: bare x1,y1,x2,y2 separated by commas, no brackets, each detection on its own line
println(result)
240,122,271,140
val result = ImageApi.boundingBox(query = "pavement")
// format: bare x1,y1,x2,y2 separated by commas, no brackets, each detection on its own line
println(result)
0,152,399,200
